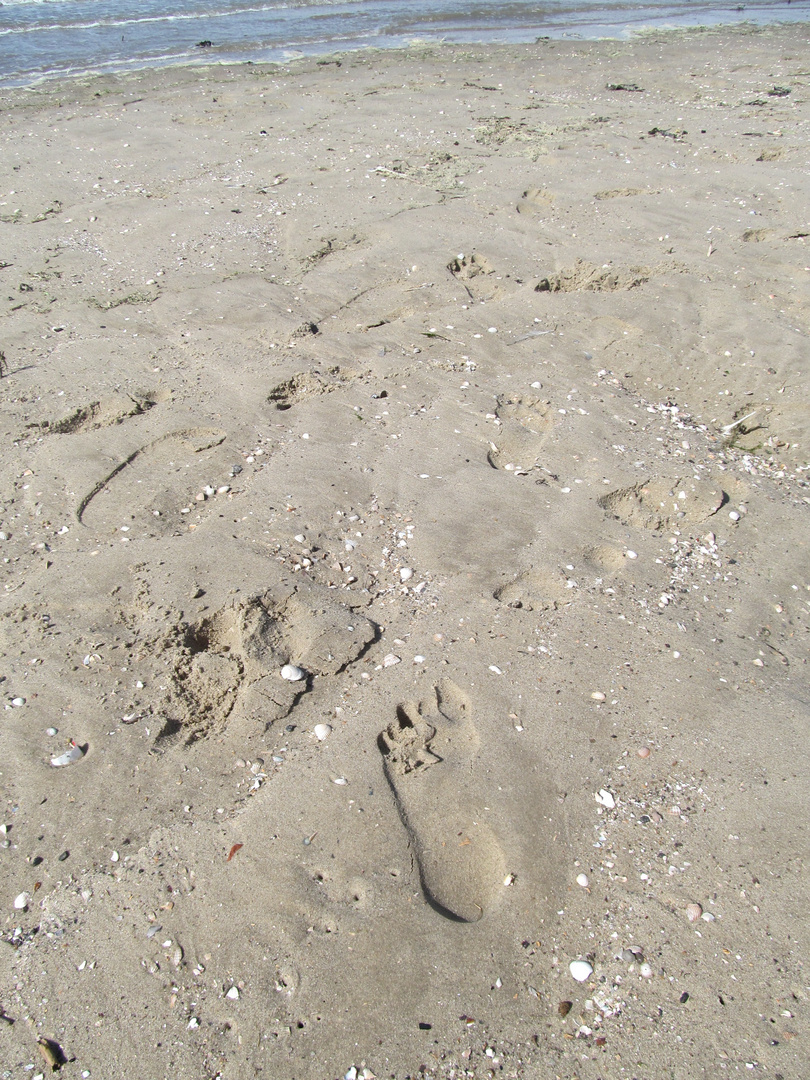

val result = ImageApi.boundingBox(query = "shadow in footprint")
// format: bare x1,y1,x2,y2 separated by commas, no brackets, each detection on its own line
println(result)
77,427,229,532
378,680,505,922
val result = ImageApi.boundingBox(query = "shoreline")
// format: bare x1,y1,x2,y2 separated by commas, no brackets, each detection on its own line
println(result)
0,22,809,1080
1,12,808,91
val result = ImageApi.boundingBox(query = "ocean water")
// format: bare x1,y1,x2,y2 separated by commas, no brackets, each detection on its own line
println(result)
1,0,808,88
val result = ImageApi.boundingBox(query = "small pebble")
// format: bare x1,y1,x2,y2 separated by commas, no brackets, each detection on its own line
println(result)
625,550,638,560
576,873,589,888
46,727,58,736
729,511,740,522
280,664,306,682
569,960,593,982
11,697,25,707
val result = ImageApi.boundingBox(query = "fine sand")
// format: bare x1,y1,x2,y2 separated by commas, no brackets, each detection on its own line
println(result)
0,24,809,1080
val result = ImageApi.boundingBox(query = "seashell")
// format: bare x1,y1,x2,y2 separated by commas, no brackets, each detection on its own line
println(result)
637,746,651,758
13,892,28,910
383,653,401,668
625,549,638,560
226,986,239,1000
203,485,216,497
639,962,653,978
595,789,615,809
399,567,413,582
11,697,25,707
590,691,606,702
51,741,85,767
686,902,703,922
569,960,593,982
576,873,589,888
280,664,306,682
313,724,332,741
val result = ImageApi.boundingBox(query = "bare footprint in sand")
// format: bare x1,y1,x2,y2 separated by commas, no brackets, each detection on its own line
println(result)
378,680,505,922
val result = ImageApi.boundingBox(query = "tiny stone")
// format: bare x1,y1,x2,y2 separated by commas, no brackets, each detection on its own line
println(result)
46,727,58,736
625,550,638,560
11,697,25,707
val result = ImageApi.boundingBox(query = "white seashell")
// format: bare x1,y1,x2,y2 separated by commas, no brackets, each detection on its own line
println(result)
413,655,425,664
11,697,25,707
333,777,348,785
280,664,306,682
569,960,593,982
590,691,606,702
13,892,28,910
313,724,332,741
110,850,119,862
51,742,85,767
639,962,653,978
399,567,413,582
203,485,216,497
701,911,716,922
625,549,638,560
383,653,401,667
728,511,740,522
576,873,589,888
686,903,703,923
595,789,615,809
226,986,239,1000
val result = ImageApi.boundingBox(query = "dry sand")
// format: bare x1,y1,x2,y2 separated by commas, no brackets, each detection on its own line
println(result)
0,24,809,1080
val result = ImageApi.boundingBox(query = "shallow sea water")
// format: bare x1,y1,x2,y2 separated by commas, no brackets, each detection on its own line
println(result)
1,0,808,87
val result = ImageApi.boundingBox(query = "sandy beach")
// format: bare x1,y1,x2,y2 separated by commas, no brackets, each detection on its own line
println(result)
0,23,809,1079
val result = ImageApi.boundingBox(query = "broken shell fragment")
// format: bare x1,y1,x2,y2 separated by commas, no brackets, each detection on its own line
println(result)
313,724,332,741
280,664,306,682
50,741,85,767
569,960,593,982
595,789,615,809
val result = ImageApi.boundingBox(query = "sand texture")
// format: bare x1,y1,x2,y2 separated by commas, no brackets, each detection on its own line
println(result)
0,25,809,1079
